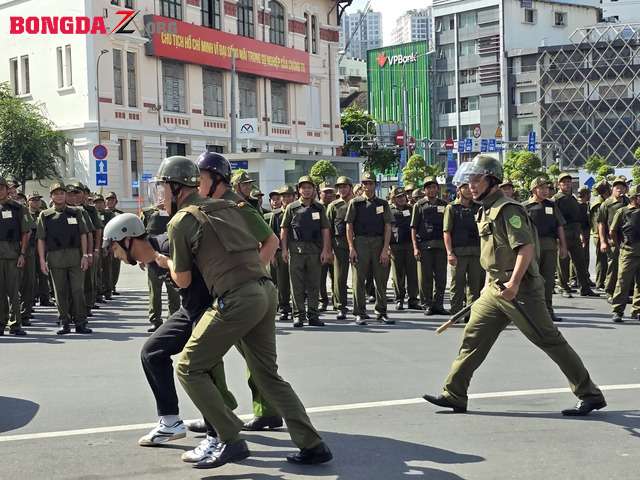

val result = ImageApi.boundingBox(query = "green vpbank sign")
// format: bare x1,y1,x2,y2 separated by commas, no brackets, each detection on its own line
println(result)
367,41,430,149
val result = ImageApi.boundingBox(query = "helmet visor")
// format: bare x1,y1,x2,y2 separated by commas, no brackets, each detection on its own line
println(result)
147,181,166,207
452,161,487,187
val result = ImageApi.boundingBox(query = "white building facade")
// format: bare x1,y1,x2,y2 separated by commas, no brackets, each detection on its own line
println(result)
1,0,361,209
390,8,432,45
339,10,382,61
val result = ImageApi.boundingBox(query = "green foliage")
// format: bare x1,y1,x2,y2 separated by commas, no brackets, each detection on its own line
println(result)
309,160,338,185
503,151,544,192
635,146,640,161
584,154,607,174
0,83,64,189
341,106,374,135
632,164,640,186
596,164,614,181
401,154,427,186
547,163,561,183
366,148,397,175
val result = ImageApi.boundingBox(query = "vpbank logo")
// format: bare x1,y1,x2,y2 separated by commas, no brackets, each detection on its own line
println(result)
377,52,418,68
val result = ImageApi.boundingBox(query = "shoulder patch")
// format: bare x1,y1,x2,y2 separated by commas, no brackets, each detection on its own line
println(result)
509,215,522,229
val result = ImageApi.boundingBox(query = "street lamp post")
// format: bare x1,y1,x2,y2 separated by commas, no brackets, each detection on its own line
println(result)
96,49,109,146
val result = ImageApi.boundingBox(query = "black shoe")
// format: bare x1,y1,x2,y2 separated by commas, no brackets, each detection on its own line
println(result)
367,296,376,303
105,294,113,300
242,416,283,431
185,418,208,433
293,320,304,328
551,313,563,322
354,316,368,326
361,313,371,320
286,441,333,465
377,313,395,324
396,301,404,310
75,326,93,334
92,305,100,310
336,311,347,321
87,311,94,317
561,398,607,416
430,306,450,316
561,291,573,299
9,329,27,336
113,291,121,296
96,297,106,304
588,280,596,288
57,326,71,335
22,319,32,327
278,312,289,322
318,303,327,312
193,439,250,469
424,306,434,316
147,323,162,333
0,329,3,336
40,299,53,307
407,301,422,310
309,319,325,327
580,290,600,297
612,315,624,323
422,394,467,413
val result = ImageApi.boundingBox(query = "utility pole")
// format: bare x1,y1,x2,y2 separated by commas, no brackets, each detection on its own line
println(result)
96,49,109,145
230,51,238,153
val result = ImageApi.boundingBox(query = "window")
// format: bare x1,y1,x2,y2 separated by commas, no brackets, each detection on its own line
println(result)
202,0,221,29
460,96,479,111
237,0,254,38
161,0,182,20
439,127,457,140
554,12,567,27
206,145,224,153
65,45,72,87
203,68,224,117
304,13,310,52
437,71,455,87
459,68,477,84
162,61,186,113
520,91,537,104
599,84,627,100
518,123,534,137
239,75,257,118
269,1,285,46
521,55,537,72
56,48,64,88
551,88,584,102
459,40,477,57
111,0,134,6
9,58,18,95
437,43,454,60
113,49,123,105
57,46,73,88
308,85,321,129
311,15,318,54
523,8,536,24
127,52,137,107
19,56,30,94
461,125,477,138
166,142,186,157
459,11,477,29
118,139,125,161
130,140,140,197
271,81,288,124
437,99,456,114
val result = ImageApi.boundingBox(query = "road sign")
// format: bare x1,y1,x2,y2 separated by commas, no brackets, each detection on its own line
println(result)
495,126,503,139
488,139,496,152
445,138,454,150
528,131,537,152
465,138,473,153
131,180,139,188
585,176,596,189
230,160,249,170
457,140,465,153
93,144,108,160
473,126,482,139
395,129,405,146
141,173,153,182
95,160,108,186
481,139,488,153
447,150,457,176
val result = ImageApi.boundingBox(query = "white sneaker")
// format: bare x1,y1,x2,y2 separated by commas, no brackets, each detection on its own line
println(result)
138,420,186,446
181,435,220,463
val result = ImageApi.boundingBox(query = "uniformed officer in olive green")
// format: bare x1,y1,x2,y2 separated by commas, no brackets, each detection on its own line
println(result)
346,171,393,325
499,178,515,199
94,195,115,301
37,182,92,335
269,185,294,321
411,187,424,205
389,186,420,311
553,173,598,297
404,183,416,206
423,155,607,416
81,184,104,308
28,192,53,306
281,176,332,327
264,190,281,286
524,177,568,321
105,191,124,296
572,186,593,288
141,202,181,332
318,183,335,311
232,171,255,202
598,176,629,300
152,157,332,468
443,181,483,316
411,176,449,316
326,176,354,320
591,180,611,289
248,188,265,214
19,192,43,325
609,185,640,322
0,176,30,336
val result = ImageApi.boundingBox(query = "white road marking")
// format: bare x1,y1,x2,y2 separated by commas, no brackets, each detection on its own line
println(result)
1,383,638,443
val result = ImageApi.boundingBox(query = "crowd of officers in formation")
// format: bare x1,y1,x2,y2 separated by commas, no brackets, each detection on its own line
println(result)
0,176,124,335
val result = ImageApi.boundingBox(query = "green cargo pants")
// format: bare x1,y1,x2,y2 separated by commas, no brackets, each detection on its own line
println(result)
558,228,590,292
288,243,322,321
539,246,558,314
332,238,350,314
390,243,418,304
100,251,113,298
605,246,620,297
84,258,97,312
351,236,390,316
235,342,279,418
148,269,181,325
274,251,291,314
0,258,22,332
111,255,121,293
418,246,447,309
20,247,37,320
441,282,604,408
177,279,322,448
611,249,640,317
50,264,87,327
449,254,483,315
593,236,608,289
319,263,333,307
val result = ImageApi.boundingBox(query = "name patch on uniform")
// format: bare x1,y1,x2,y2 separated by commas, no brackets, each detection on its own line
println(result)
509,215,522,229
545,207,554,215
376,206,384,214
67,217,78,225
437,206,445,213
1,211,13,219
402,210,411,217
312,212,320,220
159,210,169,217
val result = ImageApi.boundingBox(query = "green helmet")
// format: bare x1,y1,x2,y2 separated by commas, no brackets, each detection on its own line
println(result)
102,213,146,248
66,179,85,193
389,186,406,198
232,171,254,186
156,156,200,187
612,176,628,187
319,182,334,192
557,172,573,183
628,185,640,197
452,155,503,186
296,175,315,189
49,181,66,194
278,185,295,195
335,176,353,187
499,179,514,188
577,186,591,196
404,182,416,192
423,176,439,187
530,176,551,191
361,171,376,183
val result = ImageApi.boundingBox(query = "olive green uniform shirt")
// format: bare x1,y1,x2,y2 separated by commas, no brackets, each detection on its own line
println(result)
597,196,629,231
36,206,89,267
443,200,480,256
0,200,29,259
168,192,208,274
610,206,640,255
222,190,272,244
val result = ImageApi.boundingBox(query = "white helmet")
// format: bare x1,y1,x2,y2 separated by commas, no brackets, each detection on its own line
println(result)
102,213,146,248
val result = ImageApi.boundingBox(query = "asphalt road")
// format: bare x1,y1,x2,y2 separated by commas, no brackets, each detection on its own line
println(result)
1,264,639,480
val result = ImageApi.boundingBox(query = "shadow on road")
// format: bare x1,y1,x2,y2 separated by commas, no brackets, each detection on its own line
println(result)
0,396,39,433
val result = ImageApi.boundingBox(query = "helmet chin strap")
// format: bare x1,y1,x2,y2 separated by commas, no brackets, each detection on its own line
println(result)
168,182,183,219
207,173,222,198
476,176,499,202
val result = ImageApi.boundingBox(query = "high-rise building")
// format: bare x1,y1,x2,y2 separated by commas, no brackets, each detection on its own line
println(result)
601,0,640,23
390,9,432,45
340,10,383,60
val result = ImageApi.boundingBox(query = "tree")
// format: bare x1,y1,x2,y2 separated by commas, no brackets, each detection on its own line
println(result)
503,151,544,192
584,154,607,175
402,154,427,186
309,159,338,185
366,148,398,175
596,164,614,181
633,147,640,185
341,105,374,136
547,163,561,183
0,83,64,189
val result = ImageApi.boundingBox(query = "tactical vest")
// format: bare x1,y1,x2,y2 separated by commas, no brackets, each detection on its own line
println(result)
28,210,40,248
290,202,323,243
84,204,101,228
269,209,283,239
554,193,581,225
416,199,446,243
352,197,386,237
525,200,558,239
0,201,22,243
332,200,348,238
43,208,81,251
391,206,412,244
621,208,640,245
144,209,171,235
182,200,265,298
577,203,590,230
450,202,480,248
